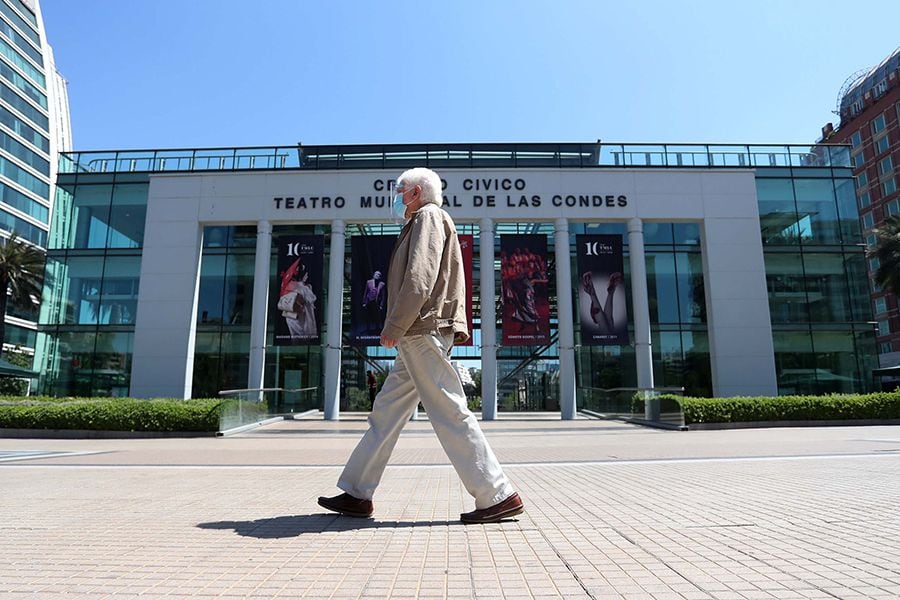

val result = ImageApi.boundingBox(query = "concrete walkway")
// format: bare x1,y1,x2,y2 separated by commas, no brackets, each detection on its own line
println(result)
2,413,900,598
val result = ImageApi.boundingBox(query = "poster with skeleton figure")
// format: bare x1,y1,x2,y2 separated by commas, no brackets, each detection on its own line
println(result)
349,235,395,346
576,234,628,345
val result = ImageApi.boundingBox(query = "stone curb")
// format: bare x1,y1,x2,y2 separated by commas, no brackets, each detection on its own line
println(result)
688,418,900,430
0,428,216,439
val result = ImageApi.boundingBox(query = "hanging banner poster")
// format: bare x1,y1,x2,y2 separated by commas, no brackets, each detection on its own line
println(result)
349,235,396,346
576,234,629,345
274,235,324,346
500,234,551,346
458,234,474,346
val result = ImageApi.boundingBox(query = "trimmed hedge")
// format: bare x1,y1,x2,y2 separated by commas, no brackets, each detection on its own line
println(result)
0,397,223,432
677,391,900,425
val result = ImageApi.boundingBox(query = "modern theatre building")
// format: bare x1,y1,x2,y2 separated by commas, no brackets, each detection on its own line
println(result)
34,142,877,419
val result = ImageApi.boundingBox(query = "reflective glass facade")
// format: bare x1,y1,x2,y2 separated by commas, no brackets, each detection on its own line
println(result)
35,143,877,404
0,0,69,358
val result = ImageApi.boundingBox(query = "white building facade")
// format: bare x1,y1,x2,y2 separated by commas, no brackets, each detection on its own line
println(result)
36,143,877,417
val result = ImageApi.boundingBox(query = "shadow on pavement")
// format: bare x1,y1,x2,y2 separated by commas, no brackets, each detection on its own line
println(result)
197,514,471,538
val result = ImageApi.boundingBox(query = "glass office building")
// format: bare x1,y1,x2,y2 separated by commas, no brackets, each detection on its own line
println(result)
0,0,70,354
35,142,877,417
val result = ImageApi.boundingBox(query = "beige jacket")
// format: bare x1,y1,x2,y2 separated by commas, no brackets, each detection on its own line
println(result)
381,203,470,344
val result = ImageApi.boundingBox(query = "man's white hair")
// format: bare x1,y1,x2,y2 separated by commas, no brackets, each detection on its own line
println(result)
398,168,443,206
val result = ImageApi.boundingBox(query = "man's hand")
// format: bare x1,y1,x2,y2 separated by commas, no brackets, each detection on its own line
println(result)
380,334,397,349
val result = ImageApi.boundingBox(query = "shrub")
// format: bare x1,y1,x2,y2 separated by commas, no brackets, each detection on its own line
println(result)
0,397,222,432
681,391,900,424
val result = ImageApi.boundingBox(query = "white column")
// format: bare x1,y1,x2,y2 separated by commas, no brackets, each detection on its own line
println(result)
324,220,346,420
247,220,272,400
628,217,654,390
555,218,576,420
479,217,498,420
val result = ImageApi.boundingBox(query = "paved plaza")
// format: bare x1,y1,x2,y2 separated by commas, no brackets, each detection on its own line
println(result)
2,413,900,599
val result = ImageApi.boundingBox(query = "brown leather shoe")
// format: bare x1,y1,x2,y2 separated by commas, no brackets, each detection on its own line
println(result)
460,492,524,524
317,493,374,518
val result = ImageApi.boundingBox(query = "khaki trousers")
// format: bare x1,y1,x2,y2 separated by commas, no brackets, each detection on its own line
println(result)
337,333,514,509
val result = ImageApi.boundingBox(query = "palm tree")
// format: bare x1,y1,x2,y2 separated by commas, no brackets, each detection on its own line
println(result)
869,216,900,298
0,233,44,351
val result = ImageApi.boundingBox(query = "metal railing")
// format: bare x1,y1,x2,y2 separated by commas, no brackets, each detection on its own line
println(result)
217,386,318,432
579,386,686,430
58,142,852,175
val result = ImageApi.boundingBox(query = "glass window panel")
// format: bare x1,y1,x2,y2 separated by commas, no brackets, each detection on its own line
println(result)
643,222,673,245
833,178,860,242
862,212,874,229
874,297,887,314
773,329,816,395
646,252,679,324
203,226,230,248
219,331,251,394
98,256,141,325
191,331,222,398
4,323,35,347
106,183,148,248
681,331,712,397
91,331,133,396
575,343,637,395
846,253,873,322
793,179,840,244
223,254,254,325
812,330,862,394
50,330,98,397
230,225,257,248
802,253,852,322
883,178,896,196
765,253,809,323
54,256,104,325
197,253,226,325
652,329,683,388
673,223,701,245
756,178,800,244
676,253,706,323
68,184,112,249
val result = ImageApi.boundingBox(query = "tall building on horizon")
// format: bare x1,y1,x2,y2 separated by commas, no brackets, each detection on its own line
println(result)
822,46,900,384
0,0,71,356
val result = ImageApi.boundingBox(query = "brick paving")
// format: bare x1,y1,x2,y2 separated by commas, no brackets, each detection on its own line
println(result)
2,415,900,598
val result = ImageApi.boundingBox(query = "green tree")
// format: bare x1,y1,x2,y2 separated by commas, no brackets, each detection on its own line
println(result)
0,233,44,350
870,215,900,297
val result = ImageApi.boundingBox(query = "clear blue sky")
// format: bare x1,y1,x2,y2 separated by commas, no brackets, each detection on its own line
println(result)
41,0,900,151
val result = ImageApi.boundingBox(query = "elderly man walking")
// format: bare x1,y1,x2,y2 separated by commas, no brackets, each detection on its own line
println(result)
318,167,524,524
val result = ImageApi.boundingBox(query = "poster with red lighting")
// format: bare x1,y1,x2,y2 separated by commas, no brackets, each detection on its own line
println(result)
500,234,550,346
458,234,474,346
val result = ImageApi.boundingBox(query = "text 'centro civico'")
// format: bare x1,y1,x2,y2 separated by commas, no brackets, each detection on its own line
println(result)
272,178,629,210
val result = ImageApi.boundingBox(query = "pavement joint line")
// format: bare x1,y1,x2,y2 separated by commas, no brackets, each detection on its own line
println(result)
3,451,900,469
0,450,106,463
608,524,708,597
534,520,597,599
